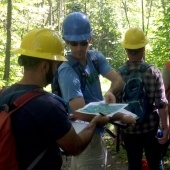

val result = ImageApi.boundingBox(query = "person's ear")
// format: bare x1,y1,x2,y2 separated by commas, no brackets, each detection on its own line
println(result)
40,61,49,73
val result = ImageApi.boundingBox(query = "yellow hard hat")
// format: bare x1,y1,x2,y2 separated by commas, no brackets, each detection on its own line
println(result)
121,27,148,49
13,28,67,61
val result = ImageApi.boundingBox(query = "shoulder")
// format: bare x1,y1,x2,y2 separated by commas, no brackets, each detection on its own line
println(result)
118,61,159,75
165,61,170,69
58,61,74,73
142,63,162,81
146,63,160,72
59,61,70,68
32,93,67,113
88,50,105,59
87,50,109,65
139,62,160,74
58,62,79,80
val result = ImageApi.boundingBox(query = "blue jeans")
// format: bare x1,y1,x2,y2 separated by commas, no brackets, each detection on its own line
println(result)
121,129,163,170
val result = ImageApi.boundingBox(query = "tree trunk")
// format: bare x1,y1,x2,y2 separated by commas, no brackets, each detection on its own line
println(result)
141,0,144,31
122,0,130,28
3,0,12,80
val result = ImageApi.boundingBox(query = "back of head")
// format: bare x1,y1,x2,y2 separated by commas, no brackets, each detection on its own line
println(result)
13,28,67,63
62,12,93,41
121,27,148,50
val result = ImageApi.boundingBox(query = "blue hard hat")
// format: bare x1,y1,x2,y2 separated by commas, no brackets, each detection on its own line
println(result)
62,12,93,41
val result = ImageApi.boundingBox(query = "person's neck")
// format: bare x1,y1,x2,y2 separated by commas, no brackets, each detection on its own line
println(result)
76,55,87,66
128,55,143,62
128,50,145,62
18,79,43,89
78,58,87,66
18,74,44,88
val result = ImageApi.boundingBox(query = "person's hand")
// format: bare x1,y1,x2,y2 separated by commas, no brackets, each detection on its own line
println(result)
91,115,110,127
69,114,77,121
157,128,169,145
111,113,136,124
104,92,116,104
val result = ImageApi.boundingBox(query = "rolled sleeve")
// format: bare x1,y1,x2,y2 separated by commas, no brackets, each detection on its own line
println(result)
146,66,168,109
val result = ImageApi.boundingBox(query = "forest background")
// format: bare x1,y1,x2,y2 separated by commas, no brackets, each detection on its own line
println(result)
1,1,170,169
0,0,170,87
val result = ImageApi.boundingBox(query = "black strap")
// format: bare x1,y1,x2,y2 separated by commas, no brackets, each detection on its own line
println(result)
51,62,63,97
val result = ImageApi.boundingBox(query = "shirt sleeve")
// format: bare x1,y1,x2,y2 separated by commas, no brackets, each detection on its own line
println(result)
58,64,83,102
148,66,168,109
94,51,113,76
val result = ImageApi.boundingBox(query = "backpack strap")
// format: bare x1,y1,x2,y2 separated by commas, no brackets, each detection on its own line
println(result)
8,91,42,115
13,91,70,168
66,51,99,93
52,62,63,97
5,91,45,169
87,50,100,74
72,62,89,92
118,64,129,76
51,51,99,98
52,71,62,97
118,63,152,77
139,63,152,73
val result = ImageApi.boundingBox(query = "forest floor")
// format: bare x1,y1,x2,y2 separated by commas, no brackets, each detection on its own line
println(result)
61,129,170,170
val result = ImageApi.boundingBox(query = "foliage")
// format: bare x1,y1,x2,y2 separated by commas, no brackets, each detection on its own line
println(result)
0,0,170,85
147,2,170,69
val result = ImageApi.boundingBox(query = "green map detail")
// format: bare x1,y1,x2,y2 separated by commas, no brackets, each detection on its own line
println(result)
84,104,122,115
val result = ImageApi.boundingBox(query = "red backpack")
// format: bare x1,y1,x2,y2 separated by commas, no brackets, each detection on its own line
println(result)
142,159,149,170
0,91,41,170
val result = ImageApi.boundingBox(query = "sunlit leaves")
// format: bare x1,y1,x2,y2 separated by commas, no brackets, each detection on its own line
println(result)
0,0,170,85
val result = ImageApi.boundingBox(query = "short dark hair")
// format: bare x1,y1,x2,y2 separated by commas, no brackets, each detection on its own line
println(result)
126,48,143,56
18,55,44,69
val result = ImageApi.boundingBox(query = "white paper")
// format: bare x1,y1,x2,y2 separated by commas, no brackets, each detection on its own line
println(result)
76,100,127,115
76,101,138,119
71,120,89,134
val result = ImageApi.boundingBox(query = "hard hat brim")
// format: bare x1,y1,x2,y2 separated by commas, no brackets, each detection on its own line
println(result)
63,32,92,41
12,48,67,61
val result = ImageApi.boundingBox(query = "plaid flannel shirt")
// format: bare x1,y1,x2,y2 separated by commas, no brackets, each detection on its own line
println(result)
118,61,168,134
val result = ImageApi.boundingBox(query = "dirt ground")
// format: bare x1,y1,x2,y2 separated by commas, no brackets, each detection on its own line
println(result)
61,152,128,170
60,127,129,170
60,132,170,170
61,137,128,170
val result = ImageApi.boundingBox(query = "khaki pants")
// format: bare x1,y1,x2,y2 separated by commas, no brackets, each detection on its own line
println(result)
70,133,107,170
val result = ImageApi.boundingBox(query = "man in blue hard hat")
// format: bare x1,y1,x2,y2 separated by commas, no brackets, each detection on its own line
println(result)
52,12,135,170
0,28,122,170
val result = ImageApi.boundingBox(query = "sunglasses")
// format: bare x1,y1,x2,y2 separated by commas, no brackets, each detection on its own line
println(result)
69,40,89,46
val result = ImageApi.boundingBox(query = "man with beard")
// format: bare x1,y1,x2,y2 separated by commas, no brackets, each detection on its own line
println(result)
0,28,136,170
